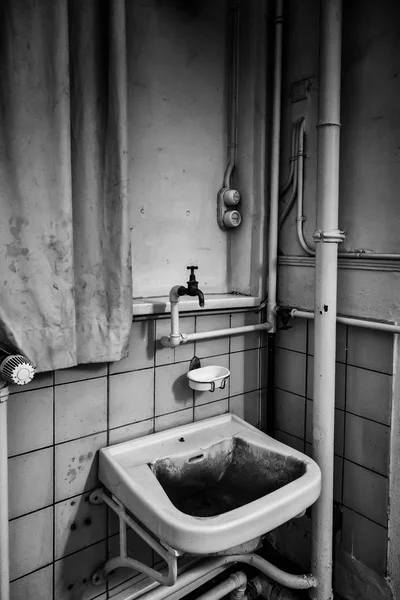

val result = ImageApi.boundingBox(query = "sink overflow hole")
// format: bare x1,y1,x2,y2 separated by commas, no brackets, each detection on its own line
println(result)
188,453,205,463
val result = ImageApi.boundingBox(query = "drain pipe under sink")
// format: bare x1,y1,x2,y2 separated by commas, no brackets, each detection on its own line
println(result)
311,1,344,599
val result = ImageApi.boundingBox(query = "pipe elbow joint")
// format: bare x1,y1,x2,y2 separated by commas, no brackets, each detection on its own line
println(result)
169,285,185,303
160,334,183,348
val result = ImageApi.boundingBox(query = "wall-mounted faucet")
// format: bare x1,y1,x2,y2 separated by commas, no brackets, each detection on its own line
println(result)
160,266,205,348
176,266,205,307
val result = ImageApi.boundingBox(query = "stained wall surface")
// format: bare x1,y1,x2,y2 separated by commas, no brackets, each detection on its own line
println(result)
278,0,400,322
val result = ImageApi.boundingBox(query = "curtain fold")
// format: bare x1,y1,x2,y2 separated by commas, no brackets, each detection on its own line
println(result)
0,0,132,372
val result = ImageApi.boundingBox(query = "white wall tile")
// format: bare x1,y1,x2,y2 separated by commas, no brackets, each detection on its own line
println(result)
110,320,155,374
8,388,53,457
347,327,392,374
341,507,387,575
155,408,193,432
10,565,53,600
8,448,53,519
276,318,307,353
109,418,154,445
55,364,107,385
343,460,388,527
275,348,306,397
230,390,260,427
55,377,107,443
346,365,391,425
54,540,107,600
9,507,53,580
230,349,260,396
345,413,389,476
275,388,306,439
155,361,193,416
194,398,228,421
109,368,154,429
55,493,107,559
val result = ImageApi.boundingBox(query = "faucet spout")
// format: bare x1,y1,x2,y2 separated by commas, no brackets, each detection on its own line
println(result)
192,288,205,308
177,286,205,307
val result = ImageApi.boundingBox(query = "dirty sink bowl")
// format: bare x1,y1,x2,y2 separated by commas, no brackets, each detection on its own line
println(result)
98,413,321,555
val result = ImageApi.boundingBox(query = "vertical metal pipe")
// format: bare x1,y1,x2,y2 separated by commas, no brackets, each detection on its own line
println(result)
266,0,283,332
310,2,343,600
0,388,9,600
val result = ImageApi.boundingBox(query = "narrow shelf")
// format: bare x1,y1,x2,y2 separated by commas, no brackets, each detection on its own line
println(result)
132,293,261,317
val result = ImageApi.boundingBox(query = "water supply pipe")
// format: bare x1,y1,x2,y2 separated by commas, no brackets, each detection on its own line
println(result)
223,0,240,190
286,308,400,334
0,386,9,600
194,571,247,600
311,2,344,599
265,0,283,434
266,0,283,332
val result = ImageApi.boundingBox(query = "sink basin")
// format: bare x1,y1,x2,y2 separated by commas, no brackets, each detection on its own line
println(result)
98,413,321,555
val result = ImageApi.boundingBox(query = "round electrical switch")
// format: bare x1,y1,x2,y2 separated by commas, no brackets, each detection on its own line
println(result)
223,210,242,228
223,189,241,206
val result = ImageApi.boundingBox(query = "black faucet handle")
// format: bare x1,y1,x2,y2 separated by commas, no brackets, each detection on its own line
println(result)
187,266,198,281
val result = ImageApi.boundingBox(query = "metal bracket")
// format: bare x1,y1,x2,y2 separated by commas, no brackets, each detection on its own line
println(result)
89,488,178,587
312,229,346,244
189,356,201,371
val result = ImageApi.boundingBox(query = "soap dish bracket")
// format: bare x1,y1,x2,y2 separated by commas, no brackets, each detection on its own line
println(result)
89,488,179,587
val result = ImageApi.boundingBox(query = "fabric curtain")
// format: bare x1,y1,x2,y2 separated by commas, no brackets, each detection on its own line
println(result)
0,0,132,372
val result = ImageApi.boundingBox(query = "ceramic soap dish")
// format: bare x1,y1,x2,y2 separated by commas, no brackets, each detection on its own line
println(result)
187,365,230,392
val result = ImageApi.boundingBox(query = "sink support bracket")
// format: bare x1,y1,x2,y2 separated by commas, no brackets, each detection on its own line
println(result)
89,488,179,587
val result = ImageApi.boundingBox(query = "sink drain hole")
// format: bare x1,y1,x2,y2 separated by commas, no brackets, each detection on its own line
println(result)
188,453,205,463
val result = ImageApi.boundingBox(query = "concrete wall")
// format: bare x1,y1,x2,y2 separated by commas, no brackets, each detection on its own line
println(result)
128,0,267,299
278,0,400,322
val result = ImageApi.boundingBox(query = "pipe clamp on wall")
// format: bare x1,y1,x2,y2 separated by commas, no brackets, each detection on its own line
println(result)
313,229,346,244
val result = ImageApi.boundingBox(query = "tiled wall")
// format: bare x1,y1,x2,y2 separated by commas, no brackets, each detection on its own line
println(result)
7,310,267,600
273,319,393,580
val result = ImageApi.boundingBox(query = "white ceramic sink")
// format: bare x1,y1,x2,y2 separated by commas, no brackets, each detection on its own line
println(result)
98,414,321,555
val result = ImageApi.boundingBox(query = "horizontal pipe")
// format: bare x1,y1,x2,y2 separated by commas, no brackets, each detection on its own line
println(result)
251,575,298,600
219,554,317,590
181,323,271,344
289,308,400,334
195,572,247,600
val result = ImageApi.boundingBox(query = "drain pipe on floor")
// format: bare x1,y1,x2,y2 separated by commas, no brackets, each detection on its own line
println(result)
311,1,344,600
266,0,283,433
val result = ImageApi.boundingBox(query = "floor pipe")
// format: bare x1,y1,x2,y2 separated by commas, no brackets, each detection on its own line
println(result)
194,571,247,600
310,1,343,599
